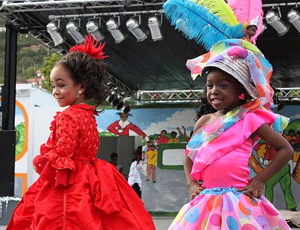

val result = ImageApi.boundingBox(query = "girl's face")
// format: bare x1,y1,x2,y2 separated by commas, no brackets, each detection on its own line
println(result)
50,65,85,107
246,26,257,37
206,69,242,115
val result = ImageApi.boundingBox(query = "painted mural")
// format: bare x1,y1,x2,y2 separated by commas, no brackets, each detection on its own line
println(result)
96,105,300,211
0,100,29,196
96,108,196,142
14,101,29,196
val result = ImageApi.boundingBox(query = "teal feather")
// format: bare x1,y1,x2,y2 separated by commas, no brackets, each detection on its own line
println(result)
163,0,245,50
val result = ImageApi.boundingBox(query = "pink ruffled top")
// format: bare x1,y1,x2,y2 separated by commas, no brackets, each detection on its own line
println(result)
186,107,286,189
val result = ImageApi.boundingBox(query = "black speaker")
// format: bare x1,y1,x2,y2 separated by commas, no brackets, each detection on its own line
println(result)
0,130,16,196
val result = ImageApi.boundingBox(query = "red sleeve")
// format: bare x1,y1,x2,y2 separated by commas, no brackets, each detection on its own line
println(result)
107,121,120,135
36,111,79,187
128,123,147,138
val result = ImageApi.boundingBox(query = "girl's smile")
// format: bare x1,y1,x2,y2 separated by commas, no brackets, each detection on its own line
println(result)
50,65,85,107
206,68,242,114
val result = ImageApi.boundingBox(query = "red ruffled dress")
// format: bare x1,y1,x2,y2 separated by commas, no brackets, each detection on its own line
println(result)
7,104,155,230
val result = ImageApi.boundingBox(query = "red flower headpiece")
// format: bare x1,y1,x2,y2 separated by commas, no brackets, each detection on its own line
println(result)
69,34,108,59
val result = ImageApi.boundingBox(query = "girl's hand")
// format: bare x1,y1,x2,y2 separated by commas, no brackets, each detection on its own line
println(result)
238,177,265,199
188,181,204,200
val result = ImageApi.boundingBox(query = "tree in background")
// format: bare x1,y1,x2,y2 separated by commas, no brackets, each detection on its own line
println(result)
0,17,52,85
40,53,61,92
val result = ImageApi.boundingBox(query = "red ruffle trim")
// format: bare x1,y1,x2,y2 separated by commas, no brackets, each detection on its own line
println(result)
33,155,74,188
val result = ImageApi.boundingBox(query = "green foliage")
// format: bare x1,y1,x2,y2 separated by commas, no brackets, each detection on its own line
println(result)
41,53,62,92
0,27,54,85
15,122,25,156
0,30,5,83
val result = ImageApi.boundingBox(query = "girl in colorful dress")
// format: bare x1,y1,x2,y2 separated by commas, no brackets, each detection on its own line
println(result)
7,35,155,230
168,39,294,230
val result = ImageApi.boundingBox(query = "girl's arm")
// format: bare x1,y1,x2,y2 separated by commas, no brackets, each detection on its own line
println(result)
183,115,209,199
184,155,203,200
240,123,293,198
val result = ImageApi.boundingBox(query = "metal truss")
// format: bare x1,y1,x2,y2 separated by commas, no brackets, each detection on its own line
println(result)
0,0,165,45
135,89,204,104
0,0,167,92
1,1,297,13
108,73,134,99
0,0,165,13
0,10,70,50
276,87,300,102
0,0,297,50
135,88,300,104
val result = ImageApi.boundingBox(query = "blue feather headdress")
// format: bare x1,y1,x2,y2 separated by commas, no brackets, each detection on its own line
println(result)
163,0,245,50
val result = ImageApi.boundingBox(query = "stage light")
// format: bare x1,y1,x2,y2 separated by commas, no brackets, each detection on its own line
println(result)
287,9,300,33
66,19,84,44
46,20,64,46
106,17,125,44
148,15,163,41
266,8,290,36
126,16,147,42
86,19,105,42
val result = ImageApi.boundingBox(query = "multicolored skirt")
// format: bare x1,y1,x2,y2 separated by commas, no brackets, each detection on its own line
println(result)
168,187,291,230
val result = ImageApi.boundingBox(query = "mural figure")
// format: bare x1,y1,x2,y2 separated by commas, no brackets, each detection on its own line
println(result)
293,155,300,184
107,112,147,139
156,129,169,145
254,141,297,211
177,126,191,142
168,131,180,143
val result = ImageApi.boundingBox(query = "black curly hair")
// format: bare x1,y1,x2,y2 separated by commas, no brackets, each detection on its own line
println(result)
55,51,109,108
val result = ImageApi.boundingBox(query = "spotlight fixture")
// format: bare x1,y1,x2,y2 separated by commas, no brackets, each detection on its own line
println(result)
46,20,64,46
126,15,147,42
265,8,290,36
86,19,105,42
148,15,163,41
287,9,300,33
66,19,84,44
106,17,125,44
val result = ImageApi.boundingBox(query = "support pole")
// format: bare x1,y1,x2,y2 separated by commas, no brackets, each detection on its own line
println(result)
0,22,18,196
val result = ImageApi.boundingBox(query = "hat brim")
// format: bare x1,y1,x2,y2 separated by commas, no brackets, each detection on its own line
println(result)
203,59,258,99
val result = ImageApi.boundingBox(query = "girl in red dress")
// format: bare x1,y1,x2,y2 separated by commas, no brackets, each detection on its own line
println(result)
7,35,155,230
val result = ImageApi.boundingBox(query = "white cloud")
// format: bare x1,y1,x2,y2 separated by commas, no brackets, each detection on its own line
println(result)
144,109,197,134
15,114,25,125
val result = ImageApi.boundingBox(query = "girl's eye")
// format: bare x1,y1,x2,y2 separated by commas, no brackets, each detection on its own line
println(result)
51,84,65,89
206,84,213,89
219,83,228,89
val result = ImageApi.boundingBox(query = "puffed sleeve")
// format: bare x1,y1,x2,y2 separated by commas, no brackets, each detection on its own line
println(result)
34,111,79,187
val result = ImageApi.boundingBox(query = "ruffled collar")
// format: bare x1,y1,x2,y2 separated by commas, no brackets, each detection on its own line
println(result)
187,99,288,151
187,105,250,150
69,104,98,115
49,104,97,132
70,104,95,110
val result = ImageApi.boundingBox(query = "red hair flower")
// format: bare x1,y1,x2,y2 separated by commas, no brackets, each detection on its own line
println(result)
69,34,108,59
